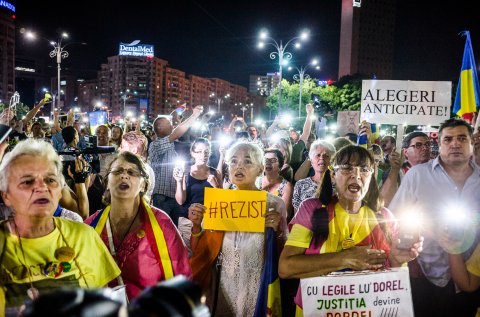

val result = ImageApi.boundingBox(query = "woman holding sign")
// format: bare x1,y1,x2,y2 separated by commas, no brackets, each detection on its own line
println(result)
85,151,191,301
188,142,288,316
278,145,423,316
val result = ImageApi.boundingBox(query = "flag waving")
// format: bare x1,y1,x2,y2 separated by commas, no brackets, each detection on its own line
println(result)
453,31,480,122
253,228,282,317
175,102,187,114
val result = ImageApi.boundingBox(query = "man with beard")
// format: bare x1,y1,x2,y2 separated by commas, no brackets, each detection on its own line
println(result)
390,118,480,317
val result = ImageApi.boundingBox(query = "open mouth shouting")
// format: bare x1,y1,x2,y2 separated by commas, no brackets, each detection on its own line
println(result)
33,197,51,205
118,182,130,190
347,183,362,194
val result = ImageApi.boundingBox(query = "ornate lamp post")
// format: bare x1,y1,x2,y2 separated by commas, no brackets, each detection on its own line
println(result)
23,29,85,118
257,29,309,112
289,59,320,117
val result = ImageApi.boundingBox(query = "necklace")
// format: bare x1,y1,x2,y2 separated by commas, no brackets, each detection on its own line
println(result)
11,218,39,300
108,207,140,250
10,217,89,301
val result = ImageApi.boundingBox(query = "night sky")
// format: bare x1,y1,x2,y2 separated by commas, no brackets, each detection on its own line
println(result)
14,0,480,88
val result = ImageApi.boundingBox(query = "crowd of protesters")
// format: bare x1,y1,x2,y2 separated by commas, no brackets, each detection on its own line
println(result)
0,98,479,317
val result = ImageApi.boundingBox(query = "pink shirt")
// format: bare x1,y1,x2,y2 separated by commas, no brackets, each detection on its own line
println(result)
86,206,192,299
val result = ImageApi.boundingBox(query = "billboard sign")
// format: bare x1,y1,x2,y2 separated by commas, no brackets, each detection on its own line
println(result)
119,40,154,57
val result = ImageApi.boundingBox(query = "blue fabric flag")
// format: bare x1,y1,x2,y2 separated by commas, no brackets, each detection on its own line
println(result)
453,31,480,122
253,228,282,317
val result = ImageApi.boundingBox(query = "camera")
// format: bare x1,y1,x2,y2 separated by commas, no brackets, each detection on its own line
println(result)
397,225,419,250
84,135,97,148
57,137,115,174
23,275,210,317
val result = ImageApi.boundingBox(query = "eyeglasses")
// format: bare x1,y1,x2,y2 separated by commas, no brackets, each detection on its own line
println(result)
264,158,279,164
192,150,210,155
408,142,431,150
109,168,143,177
441,135,470,144
333,164,373,176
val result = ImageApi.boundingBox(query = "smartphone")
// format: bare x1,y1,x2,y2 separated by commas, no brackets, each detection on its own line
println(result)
397,225,419,250
0,124,12,144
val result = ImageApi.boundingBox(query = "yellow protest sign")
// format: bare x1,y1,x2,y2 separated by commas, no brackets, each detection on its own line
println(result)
203,187,267,232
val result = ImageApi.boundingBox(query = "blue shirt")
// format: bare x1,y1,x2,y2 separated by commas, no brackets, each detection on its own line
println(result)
389,157,480,287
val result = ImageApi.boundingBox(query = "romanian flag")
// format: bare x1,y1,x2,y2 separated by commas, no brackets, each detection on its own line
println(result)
453,31,480,122
370,123,380,145
253,228,282,317
175,103,187,115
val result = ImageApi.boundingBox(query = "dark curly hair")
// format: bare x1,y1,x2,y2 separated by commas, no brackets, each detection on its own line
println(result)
311,145,388,246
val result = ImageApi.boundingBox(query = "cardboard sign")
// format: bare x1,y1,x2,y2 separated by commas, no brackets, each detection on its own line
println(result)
301,268,413,317
361,80,451,126
337,111,360,136
203,187,267,232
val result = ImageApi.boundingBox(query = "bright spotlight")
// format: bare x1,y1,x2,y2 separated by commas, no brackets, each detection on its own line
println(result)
300,31,309,40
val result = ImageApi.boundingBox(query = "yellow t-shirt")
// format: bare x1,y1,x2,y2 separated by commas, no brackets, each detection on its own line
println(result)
466,243,480,278
0,218,120,309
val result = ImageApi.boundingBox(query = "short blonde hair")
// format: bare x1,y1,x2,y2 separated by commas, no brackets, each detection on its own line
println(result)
225,141,264,171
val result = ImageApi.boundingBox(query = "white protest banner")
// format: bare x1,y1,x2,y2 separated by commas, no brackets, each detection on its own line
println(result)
337,111,360,136
301,268,413,317
361,80,451,126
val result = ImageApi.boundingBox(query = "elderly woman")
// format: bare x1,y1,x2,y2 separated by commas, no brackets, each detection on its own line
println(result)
262,148,294,221
85,151,191,301
279,145,423,316
292,139,336,213
188,142,288,316
0,139,120,316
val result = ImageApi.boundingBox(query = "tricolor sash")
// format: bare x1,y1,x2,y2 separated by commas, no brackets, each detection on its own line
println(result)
90,199,174,279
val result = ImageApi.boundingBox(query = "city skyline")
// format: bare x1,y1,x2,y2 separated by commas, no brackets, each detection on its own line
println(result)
15,0,480,88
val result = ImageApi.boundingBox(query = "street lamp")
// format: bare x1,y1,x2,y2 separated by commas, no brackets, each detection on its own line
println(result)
257,29,309,112
120,89,138,116
288,58,320,117
209,93,230,114
23,29,86,117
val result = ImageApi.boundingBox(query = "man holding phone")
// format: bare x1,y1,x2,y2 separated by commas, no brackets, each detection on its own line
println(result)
389,118,480,317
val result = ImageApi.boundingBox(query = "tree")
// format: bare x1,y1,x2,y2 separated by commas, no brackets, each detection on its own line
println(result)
0,102,31,120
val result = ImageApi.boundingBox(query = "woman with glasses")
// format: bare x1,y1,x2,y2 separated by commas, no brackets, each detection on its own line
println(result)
187,142,288,316
279,145,423,316
262,148,294,221
85,151,191,301
173,138,221,219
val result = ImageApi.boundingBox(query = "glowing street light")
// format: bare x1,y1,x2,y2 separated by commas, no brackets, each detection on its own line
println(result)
22,28,86,118
209,92,230,114
288,58,321,117
257,28,310,112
